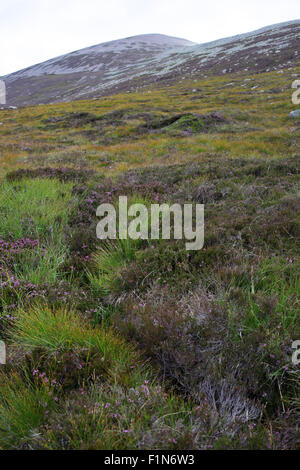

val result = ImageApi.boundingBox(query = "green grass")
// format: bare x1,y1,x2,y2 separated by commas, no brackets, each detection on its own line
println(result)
88,194,152,295
88,238,142,295
1,304,199,450
10,305,135,368
37,382,196,450
0,178,73,242
0,178,74,287
227,257,300,337
0,372,59,449
5,245,68,285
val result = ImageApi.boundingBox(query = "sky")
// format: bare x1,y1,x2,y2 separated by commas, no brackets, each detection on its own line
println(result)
1,0,299,76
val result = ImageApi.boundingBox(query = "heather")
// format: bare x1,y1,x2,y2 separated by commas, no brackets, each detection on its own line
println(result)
0,67,299,449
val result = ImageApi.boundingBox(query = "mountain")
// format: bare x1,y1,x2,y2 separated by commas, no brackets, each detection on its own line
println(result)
3,20,300,107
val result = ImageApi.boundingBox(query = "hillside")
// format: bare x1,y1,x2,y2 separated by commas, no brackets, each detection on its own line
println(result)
3,20,300,106
0,54,299,449
3,34,196,106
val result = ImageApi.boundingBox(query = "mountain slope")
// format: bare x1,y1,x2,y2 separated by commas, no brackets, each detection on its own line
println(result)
3,20,300,106
7,34,196,78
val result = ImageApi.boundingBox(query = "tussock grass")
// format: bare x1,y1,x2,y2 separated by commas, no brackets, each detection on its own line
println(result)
0,372,58,449
88,239,141,295
10,305,135,369
34,381,196,450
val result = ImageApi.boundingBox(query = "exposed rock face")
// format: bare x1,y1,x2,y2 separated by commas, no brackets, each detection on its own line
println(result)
2,21,300,107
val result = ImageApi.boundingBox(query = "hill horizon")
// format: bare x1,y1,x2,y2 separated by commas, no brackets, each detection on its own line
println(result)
2,19,299,107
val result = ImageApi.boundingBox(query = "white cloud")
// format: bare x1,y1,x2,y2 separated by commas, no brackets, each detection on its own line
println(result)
0,0,299,75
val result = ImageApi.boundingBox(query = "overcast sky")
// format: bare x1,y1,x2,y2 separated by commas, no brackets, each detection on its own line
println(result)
1,0,299,76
